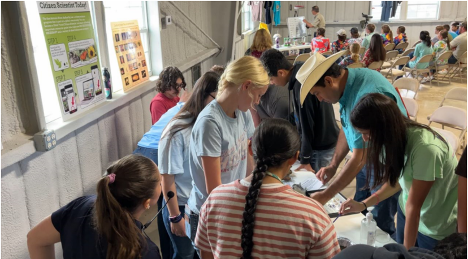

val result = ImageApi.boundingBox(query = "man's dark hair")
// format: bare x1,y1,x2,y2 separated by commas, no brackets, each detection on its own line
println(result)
315,63,343,87
434,233,467,259
259,49,293,77
312,6,319,12
317,28,326,36
444,24,451,31
452,22,460,27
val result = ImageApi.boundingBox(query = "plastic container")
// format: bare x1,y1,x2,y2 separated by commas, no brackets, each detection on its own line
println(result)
360,212,376,246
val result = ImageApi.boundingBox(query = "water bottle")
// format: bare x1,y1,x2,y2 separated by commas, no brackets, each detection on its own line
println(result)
103,67,112,99
360,212,376,246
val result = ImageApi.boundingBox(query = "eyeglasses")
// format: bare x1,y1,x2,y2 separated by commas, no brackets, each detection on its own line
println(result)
175,82,186,90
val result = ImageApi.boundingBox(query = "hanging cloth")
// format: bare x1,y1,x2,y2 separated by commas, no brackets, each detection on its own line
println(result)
391,1,401,17
248,1,263,22
272,1,281,26
264,1,272,24
380,1,392,22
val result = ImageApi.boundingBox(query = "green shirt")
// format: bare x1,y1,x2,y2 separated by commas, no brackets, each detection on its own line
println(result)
398,127,458,240
361,32,376,50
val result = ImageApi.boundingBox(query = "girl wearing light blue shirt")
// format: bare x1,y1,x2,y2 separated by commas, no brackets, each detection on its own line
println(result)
408,31,433,69
158,71,220,259
186,57,269,250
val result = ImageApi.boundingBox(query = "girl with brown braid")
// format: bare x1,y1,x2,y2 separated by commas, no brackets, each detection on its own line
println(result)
27,154,162,259
195,118,340,259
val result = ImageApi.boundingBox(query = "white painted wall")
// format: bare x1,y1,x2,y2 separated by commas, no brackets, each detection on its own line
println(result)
1,2,236,259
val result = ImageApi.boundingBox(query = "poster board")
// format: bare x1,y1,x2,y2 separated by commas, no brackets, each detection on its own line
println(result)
110,20,149,92
38,1,105,121
287,16,307,38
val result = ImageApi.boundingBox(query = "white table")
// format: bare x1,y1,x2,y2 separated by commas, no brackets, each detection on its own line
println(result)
274,43,311,52
286,168,396,247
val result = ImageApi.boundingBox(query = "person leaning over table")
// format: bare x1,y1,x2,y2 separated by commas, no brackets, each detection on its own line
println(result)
303,5,325,37
340,93,458,251
295,51,408,239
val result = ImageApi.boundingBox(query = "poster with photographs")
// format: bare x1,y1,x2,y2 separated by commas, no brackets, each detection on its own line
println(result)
111,20,148,92
38,1,105,122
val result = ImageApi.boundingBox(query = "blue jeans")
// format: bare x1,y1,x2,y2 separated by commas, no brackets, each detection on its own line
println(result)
162,200,197,259
354,166,399,240
448,54,458,64
134,146,174,259
133,146,158,165
396,204,439,250
310,148,335,172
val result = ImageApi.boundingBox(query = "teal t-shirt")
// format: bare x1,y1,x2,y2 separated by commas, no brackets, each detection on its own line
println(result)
398,127,458,240
339,68,408,151
409,43,433,69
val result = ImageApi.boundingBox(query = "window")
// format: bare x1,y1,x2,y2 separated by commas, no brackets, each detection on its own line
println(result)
370,1,401,21
242,1,254,33
102,1,151,92
25,1,62,123
407,1,439,20
24,1,155,123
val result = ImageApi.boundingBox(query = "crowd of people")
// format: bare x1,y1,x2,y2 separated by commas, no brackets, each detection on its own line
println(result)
25,12,467,259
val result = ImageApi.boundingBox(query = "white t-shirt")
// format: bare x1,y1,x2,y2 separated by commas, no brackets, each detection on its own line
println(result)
187,100,255,213
158,112,193,206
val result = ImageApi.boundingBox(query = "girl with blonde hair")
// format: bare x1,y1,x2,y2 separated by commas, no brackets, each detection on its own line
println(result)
246,29,273,58
339,43,362,67
186,56,269,241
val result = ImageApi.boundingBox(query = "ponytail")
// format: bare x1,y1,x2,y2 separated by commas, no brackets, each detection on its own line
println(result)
241,160,267,259
420,31,431,47
350,43,361,63
389,30,394,43
94,154,159,259
441,30,451,49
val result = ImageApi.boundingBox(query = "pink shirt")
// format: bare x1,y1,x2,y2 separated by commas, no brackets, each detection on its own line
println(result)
311,36,331,54
150,93,180,124
195,180,340,259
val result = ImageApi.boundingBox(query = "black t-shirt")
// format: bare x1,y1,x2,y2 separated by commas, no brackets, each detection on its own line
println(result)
456,148,467,178
51,195,161,259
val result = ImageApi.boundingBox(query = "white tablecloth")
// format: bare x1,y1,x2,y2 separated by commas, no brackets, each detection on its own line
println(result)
286,167,396,247
274,43,311,52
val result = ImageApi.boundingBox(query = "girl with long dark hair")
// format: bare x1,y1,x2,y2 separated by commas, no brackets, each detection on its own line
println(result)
27,154,162,259
340,93,458,251
195,118,340,259
362,34,386,71
158,71,220,258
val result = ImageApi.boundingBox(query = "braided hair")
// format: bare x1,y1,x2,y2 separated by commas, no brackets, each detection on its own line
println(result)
240,118,300,259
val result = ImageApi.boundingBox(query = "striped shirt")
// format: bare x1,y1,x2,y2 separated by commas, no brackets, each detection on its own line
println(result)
195,179,340,259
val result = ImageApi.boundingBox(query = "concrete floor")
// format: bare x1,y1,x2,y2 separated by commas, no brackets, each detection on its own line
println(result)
143,74,467,250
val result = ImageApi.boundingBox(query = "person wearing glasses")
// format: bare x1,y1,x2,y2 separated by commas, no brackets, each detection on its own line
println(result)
27,154,162,259
151,66,187,124
158,70,221,259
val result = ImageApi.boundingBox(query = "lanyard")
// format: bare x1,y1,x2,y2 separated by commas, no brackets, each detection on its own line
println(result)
265,171,283,184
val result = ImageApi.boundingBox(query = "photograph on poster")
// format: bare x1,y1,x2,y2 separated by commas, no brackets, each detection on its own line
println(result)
120,68,125,75
142,60,146,67
120,55,125,64
125,77,129,85
131,73,139,82
119,45,125,52
115,33,120,42
142,70,146,78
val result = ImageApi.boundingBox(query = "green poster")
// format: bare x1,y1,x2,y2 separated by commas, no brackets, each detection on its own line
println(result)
38,1,105,121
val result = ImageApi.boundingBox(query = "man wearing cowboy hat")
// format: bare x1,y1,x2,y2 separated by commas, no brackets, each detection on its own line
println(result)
296,51,408,239
259,49,339,173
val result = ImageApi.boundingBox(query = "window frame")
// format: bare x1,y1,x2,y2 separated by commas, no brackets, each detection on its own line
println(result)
241,1,254,33
370,1,440,22
406,1,440,20
370,1,402,21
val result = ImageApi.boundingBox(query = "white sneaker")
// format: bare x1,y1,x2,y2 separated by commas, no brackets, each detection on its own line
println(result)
438,69,448,75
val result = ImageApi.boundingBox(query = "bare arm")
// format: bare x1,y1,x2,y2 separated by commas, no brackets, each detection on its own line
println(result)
313,147,366,204
404,179,434,249
249,107,261,127
329,129,350,170
340,181,402,215
458,176,467,233
201,156,222,194
246,151,254,177
200,250,215,259
162,175,181,217
27,216,60,259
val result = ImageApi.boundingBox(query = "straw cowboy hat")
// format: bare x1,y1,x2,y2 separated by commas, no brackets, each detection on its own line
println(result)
296,50,347,105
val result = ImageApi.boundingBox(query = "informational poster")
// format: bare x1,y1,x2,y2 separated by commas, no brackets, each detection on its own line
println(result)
38,1,105,121
111,20,149,92
288,16,307,38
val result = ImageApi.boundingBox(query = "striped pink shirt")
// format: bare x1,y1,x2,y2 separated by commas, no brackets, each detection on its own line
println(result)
195,179,340,259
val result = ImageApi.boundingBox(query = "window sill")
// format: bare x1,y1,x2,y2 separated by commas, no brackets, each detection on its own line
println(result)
1,76,158,170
